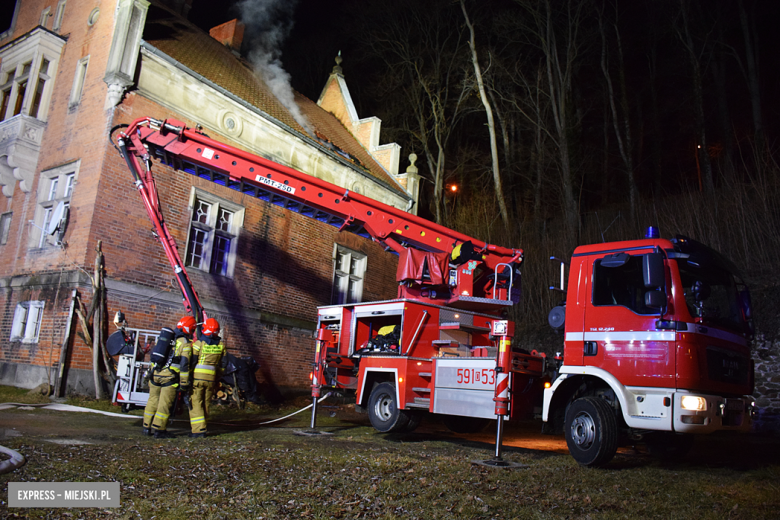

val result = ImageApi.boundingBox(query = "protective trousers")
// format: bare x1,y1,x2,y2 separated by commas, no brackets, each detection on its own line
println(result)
189,380,214,434
143,382,177,431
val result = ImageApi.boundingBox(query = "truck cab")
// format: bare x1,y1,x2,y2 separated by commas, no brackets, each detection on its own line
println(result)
543,232,757,466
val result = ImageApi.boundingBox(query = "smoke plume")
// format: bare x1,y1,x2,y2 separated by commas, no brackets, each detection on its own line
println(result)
236,0,314,135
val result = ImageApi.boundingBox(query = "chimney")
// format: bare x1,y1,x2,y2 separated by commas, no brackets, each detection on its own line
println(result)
209,19,245,52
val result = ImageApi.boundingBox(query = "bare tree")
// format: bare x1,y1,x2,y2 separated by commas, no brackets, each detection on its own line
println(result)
738,0,763,154
676,0,715,195
461,0,510,228
507,0,589,246
357,0,470,224
598,3,639,224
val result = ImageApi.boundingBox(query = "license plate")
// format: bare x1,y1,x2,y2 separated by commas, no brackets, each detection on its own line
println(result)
726,399,744,412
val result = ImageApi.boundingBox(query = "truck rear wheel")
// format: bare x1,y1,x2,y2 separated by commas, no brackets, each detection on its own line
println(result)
368,383,411,433
564,397,618,467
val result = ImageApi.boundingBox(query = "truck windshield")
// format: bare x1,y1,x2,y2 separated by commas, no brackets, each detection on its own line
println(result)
677,259,744,333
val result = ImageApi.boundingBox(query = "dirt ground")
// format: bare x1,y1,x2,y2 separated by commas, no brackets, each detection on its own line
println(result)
2,401,778,471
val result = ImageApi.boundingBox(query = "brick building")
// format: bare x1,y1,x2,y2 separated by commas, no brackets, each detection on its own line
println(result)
0,0,420,397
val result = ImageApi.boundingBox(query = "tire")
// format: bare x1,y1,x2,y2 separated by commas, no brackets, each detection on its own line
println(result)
368,383,411,433
564,397,619,467
645,432,694,460
401,411,423,433
442,415,491,434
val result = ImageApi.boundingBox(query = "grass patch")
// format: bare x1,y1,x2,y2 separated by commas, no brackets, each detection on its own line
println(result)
3,388,779,518
3,426,780,518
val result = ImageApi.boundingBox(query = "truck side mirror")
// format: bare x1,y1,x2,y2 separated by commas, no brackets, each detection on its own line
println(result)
643,253,665,288
644,290,665,309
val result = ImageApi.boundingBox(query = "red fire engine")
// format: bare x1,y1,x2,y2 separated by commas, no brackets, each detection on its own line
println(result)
115,117,756,467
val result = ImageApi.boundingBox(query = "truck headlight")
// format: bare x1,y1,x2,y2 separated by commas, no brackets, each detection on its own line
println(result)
681,395,707,411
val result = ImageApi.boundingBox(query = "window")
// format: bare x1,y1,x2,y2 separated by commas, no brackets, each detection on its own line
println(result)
678,259,742,333
592,254,657,315
39,7,51,28
0,28,65,122
184,190,244,277
332,245,366,304
11,301,44,342
53,1,67,32
0,212,11,244
32,162,77,249
69,56,89,108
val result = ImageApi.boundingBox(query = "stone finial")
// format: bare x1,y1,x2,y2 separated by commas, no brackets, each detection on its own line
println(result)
332,51,343,76
406,153,418,174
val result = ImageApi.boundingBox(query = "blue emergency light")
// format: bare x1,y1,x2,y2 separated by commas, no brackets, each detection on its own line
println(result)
645,226,660,239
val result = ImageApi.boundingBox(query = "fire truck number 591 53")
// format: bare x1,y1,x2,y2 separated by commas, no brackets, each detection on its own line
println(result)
456,368,495,385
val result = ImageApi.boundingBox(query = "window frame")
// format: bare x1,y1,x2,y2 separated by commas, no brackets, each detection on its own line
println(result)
31,161,78,249
68,55,89,109
184,188,244,278
10,300,45,343
53,1,67,32
592,254,658,315
0,212,12,245
332,245,367,305
0,27,66,122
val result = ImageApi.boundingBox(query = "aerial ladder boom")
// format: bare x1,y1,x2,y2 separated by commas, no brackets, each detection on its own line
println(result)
115,117,523,309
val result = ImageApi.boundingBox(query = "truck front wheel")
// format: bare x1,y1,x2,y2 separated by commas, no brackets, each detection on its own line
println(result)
368,383,410,433
564,397,618,467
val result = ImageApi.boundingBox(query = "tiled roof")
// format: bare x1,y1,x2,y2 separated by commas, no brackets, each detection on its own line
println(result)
142,6,406,197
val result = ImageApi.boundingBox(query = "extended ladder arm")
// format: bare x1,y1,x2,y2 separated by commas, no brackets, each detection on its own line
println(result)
115,119,205,322
116,117,523,307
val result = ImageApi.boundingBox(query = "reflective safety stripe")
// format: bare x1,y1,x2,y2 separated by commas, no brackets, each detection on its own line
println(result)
155,411,169,420
190,416,205,424
566,331,676,342
195,364,216,372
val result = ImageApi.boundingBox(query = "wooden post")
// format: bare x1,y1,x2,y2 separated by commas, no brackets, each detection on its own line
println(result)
54,289,78,398
93,241,103,399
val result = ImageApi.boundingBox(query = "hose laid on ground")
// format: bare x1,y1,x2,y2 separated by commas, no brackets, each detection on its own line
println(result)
1,392,332,427
0,445,25,474
0,402,137,418
255,392,331,425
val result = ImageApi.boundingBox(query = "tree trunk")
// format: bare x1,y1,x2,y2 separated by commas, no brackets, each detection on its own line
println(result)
599,11,638,224
739,0,763,150
461,0,510,228
679,0,714,194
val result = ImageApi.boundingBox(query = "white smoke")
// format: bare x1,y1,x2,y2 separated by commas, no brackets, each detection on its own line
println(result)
236,0,314,135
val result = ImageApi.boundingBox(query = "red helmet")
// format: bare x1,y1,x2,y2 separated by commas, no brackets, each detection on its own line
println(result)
202,318,220,337
176,316,196,335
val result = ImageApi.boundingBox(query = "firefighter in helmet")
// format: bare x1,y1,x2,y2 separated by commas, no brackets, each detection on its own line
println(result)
142,316,195,438
188,317,226,437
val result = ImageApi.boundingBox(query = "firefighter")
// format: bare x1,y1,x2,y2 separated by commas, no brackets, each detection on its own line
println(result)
142,316,195,439
188,317,226,438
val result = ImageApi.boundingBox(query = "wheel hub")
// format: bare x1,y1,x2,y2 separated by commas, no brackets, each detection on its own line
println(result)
570,411,596,449
374,394,394,421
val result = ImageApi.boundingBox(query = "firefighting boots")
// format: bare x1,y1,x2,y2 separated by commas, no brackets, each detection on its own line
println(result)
153,429,175,439
141,427,151,436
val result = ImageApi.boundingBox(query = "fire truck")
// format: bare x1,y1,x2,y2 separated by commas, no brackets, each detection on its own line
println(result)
115,117,756,467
